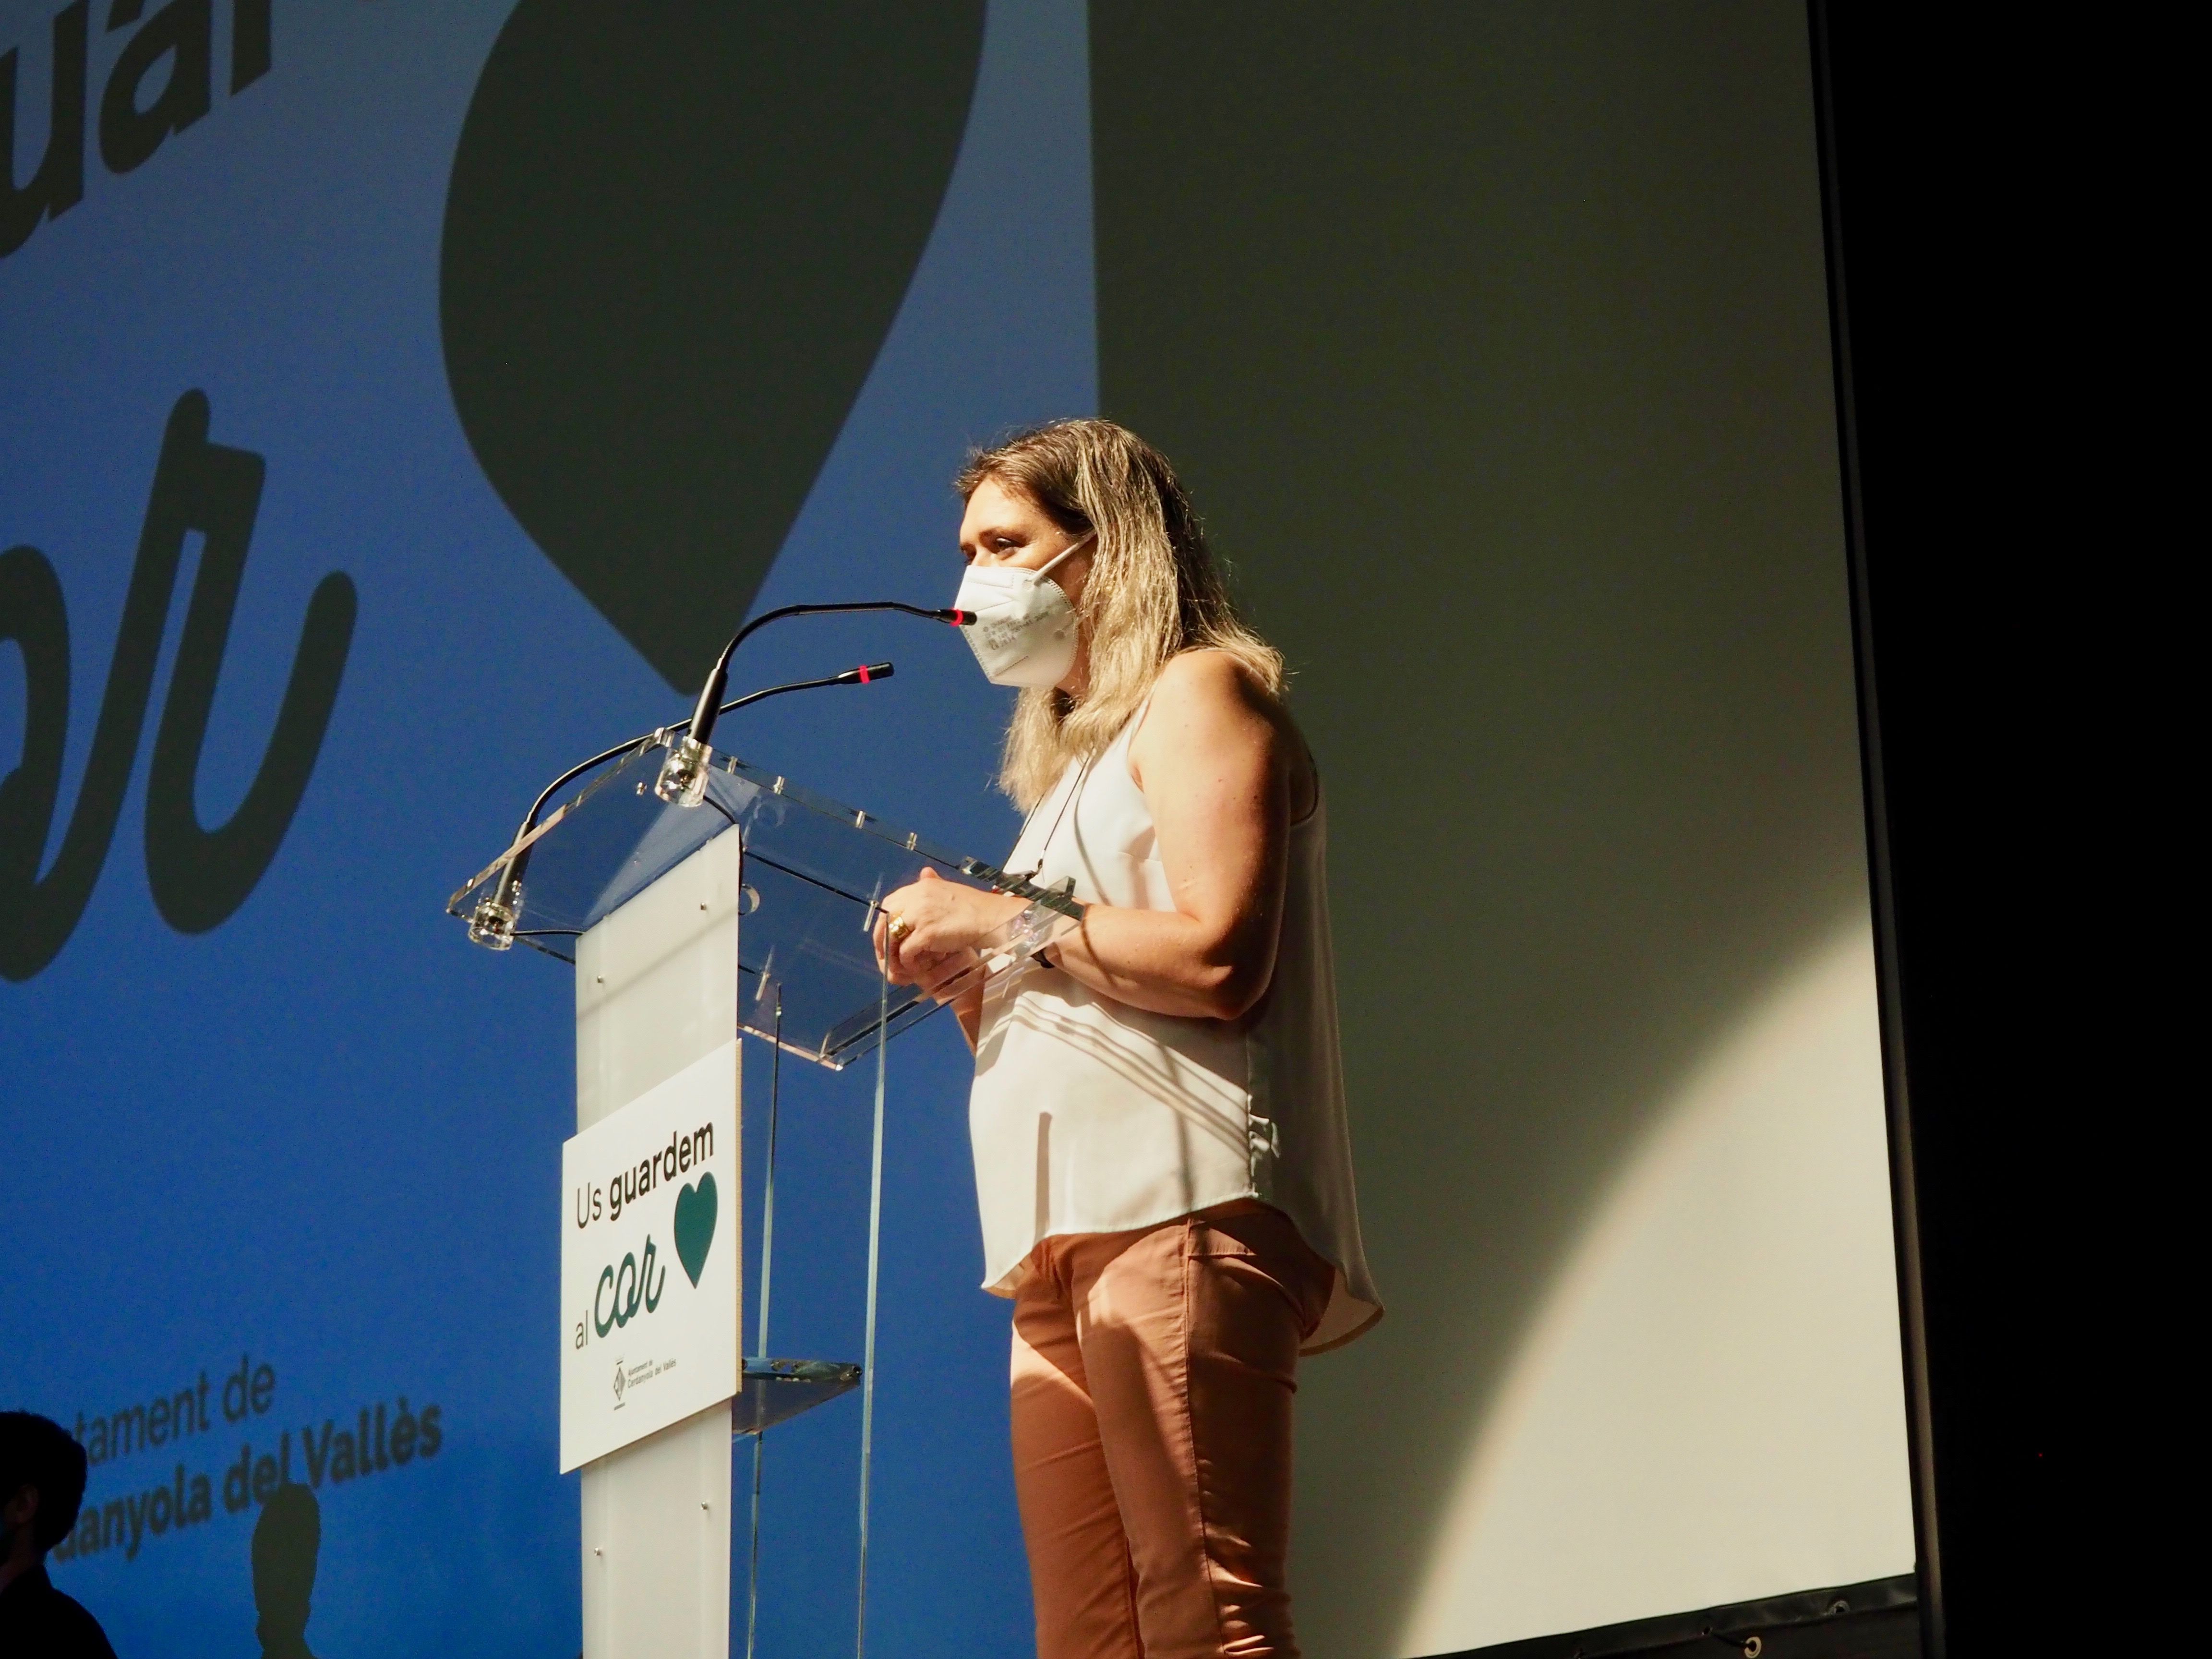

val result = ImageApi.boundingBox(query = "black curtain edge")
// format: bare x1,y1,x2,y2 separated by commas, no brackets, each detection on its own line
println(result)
1420,1573,1918,1659
1803,2,1943,1654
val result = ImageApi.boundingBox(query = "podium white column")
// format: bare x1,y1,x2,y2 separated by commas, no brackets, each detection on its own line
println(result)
574,834,744,1659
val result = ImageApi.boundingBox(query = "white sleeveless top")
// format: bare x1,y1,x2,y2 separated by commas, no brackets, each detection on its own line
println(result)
968,709,1382,1352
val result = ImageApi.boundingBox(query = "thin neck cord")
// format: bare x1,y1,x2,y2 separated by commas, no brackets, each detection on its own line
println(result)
1009,745,1098,884
854,971,889,1659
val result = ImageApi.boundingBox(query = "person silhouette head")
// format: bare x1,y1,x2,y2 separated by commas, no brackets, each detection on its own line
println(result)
250,1483,320,1659
0,1410,115,1653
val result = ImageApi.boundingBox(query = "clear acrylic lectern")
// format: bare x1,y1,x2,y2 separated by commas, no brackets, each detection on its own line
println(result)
448,732,1077,1659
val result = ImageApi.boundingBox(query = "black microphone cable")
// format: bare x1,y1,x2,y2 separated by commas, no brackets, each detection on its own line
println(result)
527,661,894,840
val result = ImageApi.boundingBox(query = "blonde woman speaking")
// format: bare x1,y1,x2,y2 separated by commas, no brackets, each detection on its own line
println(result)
877,420,1380,1659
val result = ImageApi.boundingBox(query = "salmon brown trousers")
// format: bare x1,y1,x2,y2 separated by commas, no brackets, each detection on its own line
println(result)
1009,1201,1336,1659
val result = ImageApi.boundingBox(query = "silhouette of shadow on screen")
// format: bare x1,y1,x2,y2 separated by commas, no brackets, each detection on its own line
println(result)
439,1,986,690
251,1484,322,1659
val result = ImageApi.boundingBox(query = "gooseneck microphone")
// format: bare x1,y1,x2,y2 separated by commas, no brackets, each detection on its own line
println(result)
687,602,963,754
659,601,967,807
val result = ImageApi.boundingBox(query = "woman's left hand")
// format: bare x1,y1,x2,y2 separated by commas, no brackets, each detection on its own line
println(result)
874,867,1027,985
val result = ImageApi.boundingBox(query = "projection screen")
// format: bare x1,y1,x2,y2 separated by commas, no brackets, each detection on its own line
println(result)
2,4,1911,1654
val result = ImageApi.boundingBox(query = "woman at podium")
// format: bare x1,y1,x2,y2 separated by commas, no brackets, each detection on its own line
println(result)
877,419,1381,1659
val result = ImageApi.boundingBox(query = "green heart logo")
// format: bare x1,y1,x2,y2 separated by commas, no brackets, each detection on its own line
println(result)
673,1172,718,1287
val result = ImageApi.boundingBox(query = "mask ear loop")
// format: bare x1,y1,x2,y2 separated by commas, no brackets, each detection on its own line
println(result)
1031,532,1094,580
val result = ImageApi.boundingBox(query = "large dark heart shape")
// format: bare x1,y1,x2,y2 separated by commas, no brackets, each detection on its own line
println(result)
673,1171,718,1287
441,1,987,687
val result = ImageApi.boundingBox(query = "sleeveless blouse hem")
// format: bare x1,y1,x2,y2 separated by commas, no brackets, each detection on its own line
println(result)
979,1199,1384,1357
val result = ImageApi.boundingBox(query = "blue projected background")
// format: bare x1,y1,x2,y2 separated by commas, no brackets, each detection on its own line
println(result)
2,2,1094,1653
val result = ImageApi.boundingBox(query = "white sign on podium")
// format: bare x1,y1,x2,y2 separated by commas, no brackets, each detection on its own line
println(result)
560,1040,741,1472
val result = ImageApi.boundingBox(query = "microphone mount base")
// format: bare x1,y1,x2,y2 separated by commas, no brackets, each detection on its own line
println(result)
655,735,714,808
467,885,520,950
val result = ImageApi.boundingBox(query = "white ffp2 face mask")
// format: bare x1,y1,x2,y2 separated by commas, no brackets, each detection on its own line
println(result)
954,535,1093,688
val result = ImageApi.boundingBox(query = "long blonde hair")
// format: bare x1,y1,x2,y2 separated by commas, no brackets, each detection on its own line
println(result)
956,419,1284,809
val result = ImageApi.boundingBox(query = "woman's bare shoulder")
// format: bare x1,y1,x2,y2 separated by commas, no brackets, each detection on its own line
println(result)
1151,648,1281,714
1137,652,1315,811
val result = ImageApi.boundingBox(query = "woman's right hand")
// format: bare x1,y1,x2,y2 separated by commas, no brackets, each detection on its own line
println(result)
874,866,1026,981
872,869,982,1000
897,942,984,1006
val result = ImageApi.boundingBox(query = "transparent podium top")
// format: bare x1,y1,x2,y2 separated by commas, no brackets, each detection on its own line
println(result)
447,735,1075,1069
